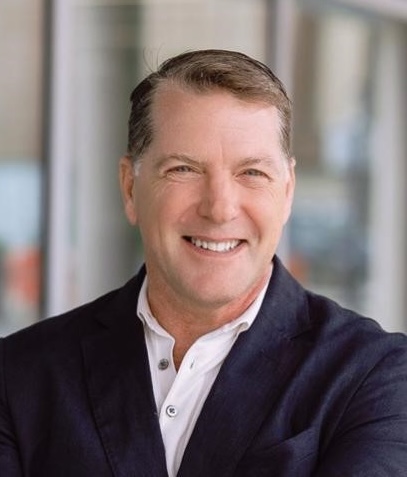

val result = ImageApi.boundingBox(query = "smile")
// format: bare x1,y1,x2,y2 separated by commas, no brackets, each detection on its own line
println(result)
187,237,241,253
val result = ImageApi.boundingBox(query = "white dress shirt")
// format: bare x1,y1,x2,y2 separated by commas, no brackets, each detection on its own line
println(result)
137,274,270,477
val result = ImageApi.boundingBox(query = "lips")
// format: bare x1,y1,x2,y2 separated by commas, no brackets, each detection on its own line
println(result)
186,237,241,253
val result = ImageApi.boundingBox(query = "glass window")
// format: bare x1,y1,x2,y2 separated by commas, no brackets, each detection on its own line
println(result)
288,3,407,331
0,1,44,334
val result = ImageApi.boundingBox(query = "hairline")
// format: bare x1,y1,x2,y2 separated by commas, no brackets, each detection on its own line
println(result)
131,78,291,165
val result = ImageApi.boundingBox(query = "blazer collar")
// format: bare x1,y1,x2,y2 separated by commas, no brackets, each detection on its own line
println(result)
81,266,168,477
259,256,312,340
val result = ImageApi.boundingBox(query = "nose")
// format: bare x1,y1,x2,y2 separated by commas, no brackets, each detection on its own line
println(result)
197,175,239,224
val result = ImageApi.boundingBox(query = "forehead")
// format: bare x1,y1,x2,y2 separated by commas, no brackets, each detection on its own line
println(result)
149,84,283,152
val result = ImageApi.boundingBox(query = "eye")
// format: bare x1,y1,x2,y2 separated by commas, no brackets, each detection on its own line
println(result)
241,169,269,178
162,163,202,181
169,165,195,173
165,164,199,176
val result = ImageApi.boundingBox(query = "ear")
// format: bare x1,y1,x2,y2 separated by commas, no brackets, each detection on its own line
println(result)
283,156,296,224
119,156,138,225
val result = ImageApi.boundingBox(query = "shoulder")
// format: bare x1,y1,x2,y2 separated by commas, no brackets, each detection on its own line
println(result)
266,257,407,369
1,267,146,350
305,289,407,352
0,266,146,374
296,289,407,396
0,284,134,379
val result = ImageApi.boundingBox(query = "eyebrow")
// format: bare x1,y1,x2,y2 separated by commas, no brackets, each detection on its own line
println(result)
154,153,283,171
238,156,281,168
154,154,204,170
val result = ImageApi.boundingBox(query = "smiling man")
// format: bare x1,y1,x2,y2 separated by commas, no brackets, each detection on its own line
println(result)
120,80,295,370
1,50,407,477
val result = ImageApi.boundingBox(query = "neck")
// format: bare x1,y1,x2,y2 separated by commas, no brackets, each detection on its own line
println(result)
148,297,251,370
146,271,271,368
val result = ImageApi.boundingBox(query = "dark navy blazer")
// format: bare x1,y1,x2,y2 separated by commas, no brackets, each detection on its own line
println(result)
1,257,406,476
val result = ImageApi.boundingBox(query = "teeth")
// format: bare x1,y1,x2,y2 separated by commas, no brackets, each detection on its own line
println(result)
190,238,240,252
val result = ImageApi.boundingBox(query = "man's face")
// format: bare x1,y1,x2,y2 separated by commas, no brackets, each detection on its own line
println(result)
120,85,295,314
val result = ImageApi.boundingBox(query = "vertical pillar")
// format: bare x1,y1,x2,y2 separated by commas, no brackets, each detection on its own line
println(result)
74,5,143,304
368,22,407,331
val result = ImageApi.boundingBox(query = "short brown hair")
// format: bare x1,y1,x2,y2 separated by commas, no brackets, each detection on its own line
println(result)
127,49,292,159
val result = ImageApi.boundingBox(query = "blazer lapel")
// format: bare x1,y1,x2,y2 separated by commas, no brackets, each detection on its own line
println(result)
178,257,313,477
81,271,168,477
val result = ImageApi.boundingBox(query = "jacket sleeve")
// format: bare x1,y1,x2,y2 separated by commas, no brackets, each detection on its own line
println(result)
314,340,407,476
0,339,23,477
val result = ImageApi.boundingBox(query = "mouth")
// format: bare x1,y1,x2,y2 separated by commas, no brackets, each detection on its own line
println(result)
184,237,242,253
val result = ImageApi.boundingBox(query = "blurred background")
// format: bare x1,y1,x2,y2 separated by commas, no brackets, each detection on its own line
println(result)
0,0,406,335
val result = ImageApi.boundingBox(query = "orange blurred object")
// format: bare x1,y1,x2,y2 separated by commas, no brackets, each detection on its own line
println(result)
4,248,41,306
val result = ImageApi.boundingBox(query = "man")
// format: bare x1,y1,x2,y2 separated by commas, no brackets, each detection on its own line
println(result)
0,50,406,476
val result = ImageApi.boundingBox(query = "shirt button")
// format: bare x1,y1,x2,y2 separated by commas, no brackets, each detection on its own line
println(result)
166,405,178,418
158,358,170,370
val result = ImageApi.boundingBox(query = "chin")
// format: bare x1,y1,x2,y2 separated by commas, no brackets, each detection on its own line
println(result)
188,285,246,309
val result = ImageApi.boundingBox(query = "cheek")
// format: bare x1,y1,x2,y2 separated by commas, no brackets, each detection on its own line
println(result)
157,183,198,215
136,186,188,232
249,191,291,230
